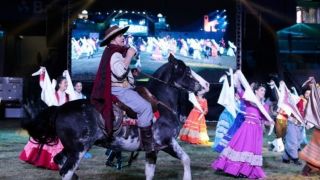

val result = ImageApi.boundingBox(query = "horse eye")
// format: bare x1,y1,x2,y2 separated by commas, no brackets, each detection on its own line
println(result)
188,69,192,75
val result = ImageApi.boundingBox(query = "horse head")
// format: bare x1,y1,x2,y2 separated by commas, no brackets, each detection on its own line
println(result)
167,54,210,93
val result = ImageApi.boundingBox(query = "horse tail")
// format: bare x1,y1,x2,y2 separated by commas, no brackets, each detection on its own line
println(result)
22,106,59,145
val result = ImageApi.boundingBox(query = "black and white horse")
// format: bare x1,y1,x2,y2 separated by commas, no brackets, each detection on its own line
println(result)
22,54,210,180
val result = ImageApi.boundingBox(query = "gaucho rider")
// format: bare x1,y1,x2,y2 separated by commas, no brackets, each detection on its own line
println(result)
91,25,154,154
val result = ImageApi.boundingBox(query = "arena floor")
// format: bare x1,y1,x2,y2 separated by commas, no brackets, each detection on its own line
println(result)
0,119,319,180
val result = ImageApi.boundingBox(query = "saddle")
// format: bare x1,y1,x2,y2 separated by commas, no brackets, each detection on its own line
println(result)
112,87,159,136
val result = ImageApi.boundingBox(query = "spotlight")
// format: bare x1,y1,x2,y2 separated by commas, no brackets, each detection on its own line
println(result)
224,15,226,18
143,11,146,14
137,12,140,14
119,10,123,13
223,9,226,12
139,20,145,25
125,10,128,13
81,10,88,15
217,15,220,18
132,11,135,13
114,10,116,13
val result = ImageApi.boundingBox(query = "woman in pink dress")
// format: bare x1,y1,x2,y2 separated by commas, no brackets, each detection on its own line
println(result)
212,83,270,179
19,76,69,170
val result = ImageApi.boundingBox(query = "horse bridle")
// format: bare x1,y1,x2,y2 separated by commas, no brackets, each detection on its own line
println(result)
139,70,197,93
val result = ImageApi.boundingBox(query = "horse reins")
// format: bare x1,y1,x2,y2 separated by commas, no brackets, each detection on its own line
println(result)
138,70,222,116
139,71,192,93
138,71,182,115
157,101,178,116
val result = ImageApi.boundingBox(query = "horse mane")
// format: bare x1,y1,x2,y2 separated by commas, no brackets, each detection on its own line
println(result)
149,63,173,85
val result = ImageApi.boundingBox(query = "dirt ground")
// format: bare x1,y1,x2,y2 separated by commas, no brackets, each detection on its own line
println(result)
0,119,319,180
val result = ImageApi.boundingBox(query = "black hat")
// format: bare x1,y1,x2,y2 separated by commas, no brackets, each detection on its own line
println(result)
100,25,129,47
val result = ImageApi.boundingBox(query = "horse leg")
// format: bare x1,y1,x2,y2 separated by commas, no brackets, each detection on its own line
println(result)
115,151,122,170
145,151,158,180
128,151,139,166
54,149,67,169
105,149,116,167
60,151,86,180
162,139,191,180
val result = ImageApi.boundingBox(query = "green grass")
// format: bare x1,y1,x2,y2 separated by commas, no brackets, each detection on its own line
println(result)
0,119,319,179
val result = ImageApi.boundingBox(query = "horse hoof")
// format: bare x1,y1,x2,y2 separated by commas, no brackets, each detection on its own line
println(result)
116,162,122,170
105,161,115,168
72,173,79,180
302,165,312,176
282,159,290,164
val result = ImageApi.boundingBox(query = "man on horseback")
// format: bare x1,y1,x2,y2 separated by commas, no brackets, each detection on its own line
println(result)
91,25,155,154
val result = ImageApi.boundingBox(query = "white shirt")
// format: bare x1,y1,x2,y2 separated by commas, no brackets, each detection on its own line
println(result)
110,52,134,86
75,91,86,99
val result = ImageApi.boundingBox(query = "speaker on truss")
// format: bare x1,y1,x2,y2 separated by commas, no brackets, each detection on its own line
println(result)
0,77,23,101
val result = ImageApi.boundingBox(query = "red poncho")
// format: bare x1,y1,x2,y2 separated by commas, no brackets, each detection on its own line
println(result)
91,44,128,136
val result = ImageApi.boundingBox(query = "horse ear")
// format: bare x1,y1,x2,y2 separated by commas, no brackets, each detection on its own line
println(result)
168,53,177,65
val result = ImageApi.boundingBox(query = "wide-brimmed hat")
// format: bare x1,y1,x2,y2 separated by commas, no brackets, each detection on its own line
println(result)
100,25,129,47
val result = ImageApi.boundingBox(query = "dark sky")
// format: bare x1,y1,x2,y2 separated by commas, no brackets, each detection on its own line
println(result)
83,0,237,30
0,0,296,34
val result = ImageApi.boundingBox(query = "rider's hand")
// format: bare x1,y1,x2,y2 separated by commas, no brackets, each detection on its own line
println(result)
126,47,136,58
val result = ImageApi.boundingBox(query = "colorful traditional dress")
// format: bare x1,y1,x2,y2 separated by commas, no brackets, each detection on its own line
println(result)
212,100,269,179
213,100,246,153
19,139,64,170
179,97,210,145
213,109,235,149
299,128,320,170
275,109,288,138
299,83,320,172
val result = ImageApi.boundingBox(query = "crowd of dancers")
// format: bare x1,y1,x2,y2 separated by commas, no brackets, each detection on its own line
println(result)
71,34,237,62
71,36,99,60
18,64,320,178
178,68,320,178
128,35,237,61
